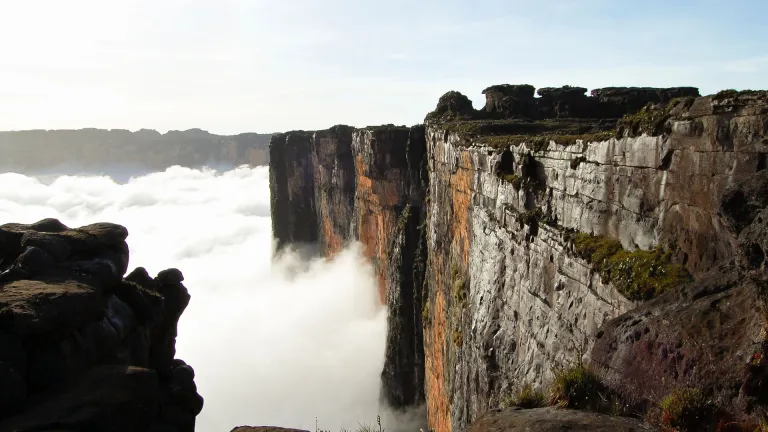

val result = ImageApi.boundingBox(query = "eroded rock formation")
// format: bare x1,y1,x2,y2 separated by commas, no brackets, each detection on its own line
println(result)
0,219,202,432
269,86,768,431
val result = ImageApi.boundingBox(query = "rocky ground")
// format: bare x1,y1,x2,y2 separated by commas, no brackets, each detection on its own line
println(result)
0,219,202,431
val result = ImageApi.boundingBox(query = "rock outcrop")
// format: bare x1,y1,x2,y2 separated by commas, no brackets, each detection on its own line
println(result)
269,86,768,431
0,128,272,175
231,428,309,432
467,407,654,431
0,219,202,431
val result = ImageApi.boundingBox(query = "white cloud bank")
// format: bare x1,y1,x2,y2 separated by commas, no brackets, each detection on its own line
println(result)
0,165,402,432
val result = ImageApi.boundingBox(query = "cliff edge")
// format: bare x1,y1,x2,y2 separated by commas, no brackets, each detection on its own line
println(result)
269,85,768,431
0,219,203,431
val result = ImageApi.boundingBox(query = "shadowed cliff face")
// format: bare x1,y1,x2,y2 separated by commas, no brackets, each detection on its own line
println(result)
269,86,768,431
270,125,428,414
270,131,318,251
0,128,272,176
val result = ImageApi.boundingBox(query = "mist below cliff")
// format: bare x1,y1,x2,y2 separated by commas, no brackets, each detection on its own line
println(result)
0,165,398,432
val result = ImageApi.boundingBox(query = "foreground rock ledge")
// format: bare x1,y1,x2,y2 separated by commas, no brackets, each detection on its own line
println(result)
0,218,203,432
468,407,655,432
231,427,310,432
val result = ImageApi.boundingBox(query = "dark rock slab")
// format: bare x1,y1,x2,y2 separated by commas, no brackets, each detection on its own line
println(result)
590,269,763,413
0,365,160,432
0,279,104,336
468,407,655,431
231,428,310,432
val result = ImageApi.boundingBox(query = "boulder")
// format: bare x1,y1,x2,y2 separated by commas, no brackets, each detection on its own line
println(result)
482,84,536,118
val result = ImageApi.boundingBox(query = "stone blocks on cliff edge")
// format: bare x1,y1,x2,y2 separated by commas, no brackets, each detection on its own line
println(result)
429,83,703,122
0,219,202,432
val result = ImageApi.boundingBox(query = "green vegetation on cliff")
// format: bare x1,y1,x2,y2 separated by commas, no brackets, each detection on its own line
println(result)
550,365,609,412
657,387,714,432
570,233,693,301
500,384,546,409
438,118,616,151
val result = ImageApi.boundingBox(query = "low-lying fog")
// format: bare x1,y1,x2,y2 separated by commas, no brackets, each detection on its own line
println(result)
0,165,406,432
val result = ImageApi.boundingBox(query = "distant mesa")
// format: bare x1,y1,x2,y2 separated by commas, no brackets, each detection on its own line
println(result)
0,128,274,174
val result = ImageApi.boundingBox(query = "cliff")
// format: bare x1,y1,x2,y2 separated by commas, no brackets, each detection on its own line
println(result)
0,219,202,431
0,128,273,174
269,86,768,431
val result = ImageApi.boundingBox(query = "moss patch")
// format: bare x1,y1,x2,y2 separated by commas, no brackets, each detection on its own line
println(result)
453,328,463,346
614,99,693,138
714,89,740,101
549,365,609,411
478,131,614,151
396,204,411,232
499,173,523,190
570,233,692,301
435,118,617,150
453,276,467,306
658,387,714,431
501,383,546,409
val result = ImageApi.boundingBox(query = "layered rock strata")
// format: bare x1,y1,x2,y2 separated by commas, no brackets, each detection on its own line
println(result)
269,86,768,431
0,219,202,432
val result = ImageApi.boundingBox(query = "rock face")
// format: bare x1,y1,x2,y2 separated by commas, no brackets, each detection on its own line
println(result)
467,407,654,431
269,86,768,431
0,128,272,174
0,219,202,432
270,124,428,411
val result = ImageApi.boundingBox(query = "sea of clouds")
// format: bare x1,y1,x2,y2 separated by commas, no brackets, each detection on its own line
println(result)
0,165,408,432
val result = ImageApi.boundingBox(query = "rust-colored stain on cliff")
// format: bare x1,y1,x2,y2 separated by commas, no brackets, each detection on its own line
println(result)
354,153,404,304
425,148,474,432
425,254,451,432
451,152,473,265
319,206,344,256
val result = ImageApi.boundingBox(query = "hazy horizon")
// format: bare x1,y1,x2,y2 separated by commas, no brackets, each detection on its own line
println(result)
1,0,766,135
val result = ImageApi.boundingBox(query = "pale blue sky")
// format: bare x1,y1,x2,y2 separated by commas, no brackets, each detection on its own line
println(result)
0,0,765,134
